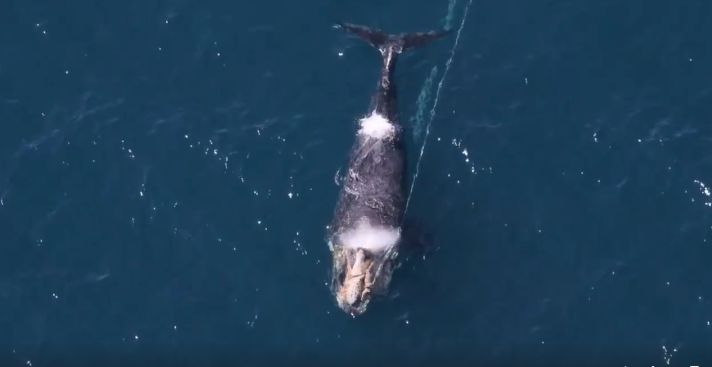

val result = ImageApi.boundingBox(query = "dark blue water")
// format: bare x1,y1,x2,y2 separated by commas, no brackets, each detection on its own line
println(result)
2,0,712,365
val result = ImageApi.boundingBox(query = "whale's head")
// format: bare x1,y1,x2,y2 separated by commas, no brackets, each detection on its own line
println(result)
330,222,400,316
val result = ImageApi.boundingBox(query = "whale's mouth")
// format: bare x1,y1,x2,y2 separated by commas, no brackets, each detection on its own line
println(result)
330,223,400,316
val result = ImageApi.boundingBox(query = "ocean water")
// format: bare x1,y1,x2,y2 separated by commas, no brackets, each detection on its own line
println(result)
2,0,712,365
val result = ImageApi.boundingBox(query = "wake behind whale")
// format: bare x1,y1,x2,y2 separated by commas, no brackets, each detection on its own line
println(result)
327,23,449,316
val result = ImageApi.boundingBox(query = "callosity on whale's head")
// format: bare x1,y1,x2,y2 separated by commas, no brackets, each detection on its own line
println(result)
330,221,400,316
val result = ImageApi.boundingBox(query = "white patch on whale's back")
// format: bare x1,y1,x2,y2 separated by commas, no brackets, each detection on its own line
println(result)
358,112,395,139
338,219,401,253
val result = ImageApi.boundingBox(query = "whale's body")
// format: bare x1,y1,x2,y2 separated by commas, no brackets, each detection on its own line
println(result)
327,23,448,316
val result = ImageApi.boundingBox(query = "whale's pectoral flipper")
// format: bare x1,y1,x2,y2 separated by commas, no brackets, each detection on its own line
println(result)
335,22,451,54
401,217,435,253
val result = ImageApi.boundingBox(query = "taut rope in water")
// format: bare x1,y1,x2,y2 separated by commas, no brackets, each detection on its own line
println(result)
403,0,474,218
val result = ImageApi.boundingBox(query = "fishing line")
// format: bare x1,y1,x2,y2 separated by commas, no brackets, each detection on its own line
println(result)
403,0,474,217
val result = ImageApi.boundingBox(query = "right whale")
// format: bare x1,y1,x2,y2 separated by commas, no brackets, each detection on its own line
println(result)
327,23,450,316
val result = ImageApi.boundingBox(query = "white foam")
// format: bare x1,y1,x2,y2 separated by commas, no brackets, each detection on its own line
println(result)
358,113,395,139
338,220,400,253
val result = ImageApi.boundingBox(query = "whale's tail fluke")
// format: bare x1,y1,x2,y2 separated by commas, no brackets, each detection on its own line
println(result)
335,22,450,55
335,23,450,116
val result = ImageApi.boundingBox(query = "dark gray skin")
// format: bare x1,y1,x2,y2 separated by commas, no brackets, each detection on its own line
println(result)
327,23,449,316
330,45,407,237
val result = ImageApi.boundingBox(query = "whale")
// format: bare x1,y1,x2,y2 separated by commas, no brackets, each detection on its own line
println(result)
327,23,449,316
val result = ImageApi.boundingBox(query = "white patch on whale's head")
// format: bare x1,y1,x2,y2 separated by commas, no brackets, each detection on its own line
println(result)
358,112,395,139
